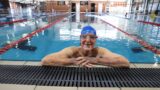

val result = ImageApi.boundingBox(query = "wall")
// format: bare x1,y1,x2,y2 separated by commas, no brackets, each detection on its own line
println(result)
0,0,10,9
39,0,127,14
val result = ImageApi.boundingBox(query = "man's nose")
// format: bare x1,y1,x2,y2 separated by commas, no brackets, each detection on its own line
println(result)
86,36,91,41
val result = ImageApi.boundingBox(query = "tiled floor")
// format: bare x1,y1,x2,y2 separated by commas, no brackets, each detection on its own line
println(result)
0,60,160,90
0,84,160,90
0,84,35,90
78,87,119,90
121,88,160,90
35,86,77,90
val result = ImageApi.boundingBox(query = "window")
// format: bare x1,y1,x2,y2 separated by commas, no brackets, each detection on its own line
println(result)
57,1,65,5
80,1,88,5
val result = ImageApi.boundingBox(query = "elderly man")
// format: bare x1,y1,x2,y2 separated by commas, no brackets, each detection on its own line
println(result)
41,25,130,68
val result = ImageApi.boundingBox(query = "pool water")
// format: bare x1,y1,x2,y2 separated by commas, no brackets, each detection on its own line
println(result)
0,13,160,63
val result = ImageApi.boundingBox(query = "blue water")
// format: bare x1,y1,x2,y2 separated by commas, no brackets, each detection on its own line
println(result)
0,13,160,63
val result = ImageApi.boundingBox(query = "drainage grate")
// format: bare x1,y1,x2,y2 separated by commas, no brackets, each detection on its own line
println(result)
0,65,160,87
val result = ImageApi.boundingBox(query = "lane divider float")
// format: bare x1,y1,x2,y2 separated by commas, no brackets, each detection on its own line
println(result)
0,16,66,54
138,20,160,26
101,20,160,55
0,19,27,26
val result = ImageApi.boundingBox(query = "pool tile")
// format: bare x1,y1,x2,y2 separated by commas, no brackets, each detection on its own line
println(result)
134,64,160,68
93,65,109,68
0,84,35,90
35,86,77,90
78,87,120,90
0,61,25,65
129,64,136,68
121,88,160,90
24,61,41,66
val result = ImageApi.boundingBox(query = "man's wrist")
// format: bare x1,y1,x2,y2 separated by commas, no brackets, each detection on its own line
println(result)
89,57,99,64
95,57,100,64
69,58,76,65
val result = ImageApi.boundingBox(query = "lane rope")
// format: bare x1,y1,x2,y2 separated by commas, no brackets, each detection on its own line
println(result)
138,20,160,26
0,16,66,54
0,19,27,26
101,20,160,55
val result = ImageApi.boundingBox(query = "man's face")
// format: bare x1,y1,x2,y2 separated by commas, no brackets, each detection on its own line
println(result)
80,34,97,51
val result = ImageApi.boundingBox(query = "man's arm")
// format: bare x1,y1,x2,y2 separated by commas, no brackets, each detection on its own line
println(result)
96,47,130,68
95,55,130,68
41,47,76,66
82,47,130,68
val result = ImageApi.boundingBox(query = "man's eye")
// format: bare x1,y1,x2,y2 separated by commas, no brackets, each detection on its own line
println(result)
90,36,96,39
81,36,86,38
90,36,95,38
83,36,87,38
81,35,96,39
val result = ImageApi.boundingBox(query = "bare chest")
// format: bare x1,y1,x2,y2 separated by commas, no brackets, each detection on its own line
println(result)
71,49,98,58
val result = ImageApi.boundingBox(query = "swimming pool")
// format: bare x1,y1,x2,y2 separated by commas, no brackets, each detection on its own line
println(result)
0,13,160,63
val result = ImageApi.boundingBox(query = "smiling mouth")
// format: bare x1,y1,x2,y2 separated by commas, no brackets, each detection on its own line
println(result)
84,44,92,47
84,43,92,45
83,44,93,50
85,44,92,45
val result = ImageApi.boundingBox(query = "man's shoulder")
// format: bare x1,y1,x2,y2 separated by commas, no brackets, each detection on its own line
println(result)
97,47,111,53
66,46,79,49
62,46,79,51
59,46,79,56
97,47,108,50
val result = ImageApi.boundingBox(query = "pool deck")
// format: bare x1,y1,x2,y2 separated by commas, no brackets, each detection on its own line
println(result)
0,60,160,90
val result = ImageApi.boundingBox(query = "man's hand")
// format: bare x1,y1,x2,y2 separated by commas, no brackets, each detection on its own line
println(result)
73,57,97,67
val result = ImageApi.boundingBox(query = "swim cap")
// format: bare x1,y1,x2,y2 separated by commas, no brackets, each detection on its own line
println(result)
81,26,96,35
